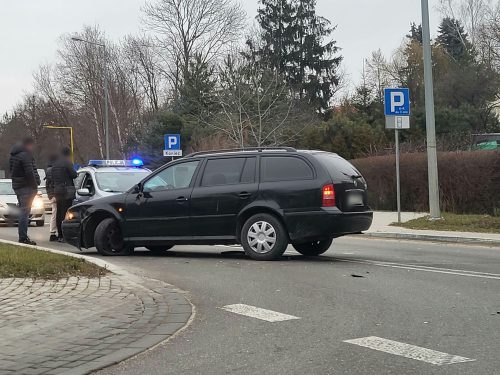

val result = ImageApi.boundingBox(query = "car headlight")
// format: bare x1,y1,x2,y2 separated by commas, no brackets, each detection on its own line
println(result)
32,197,44,210
65,210,79,221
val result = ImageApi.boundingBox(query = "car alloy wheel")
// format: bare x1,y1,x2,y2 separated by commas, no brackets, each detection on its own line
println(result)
241,213,288,260
247,221,277,254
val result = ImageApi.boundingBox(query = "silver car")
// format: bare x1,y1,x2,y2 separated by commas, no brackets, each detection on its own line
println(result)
74,161,151,204
0,179,45,226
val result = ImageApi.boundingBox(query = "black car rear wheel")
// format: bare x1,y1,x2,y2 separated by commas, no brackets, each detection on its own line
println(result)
293,238,333,256
94,218,133,256
241,213,288,261
146,245,174,254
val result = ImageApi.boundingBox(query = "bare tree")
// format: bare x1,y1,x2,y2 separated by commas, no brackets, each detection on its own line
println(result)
365,50,393,103
202,55,316,147
142,0,246,95
121,35,167,113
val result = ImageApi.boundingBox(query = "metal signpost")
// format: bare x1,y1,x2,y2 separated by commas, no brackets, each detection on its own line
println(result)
384,88,410,223
163,134,182,157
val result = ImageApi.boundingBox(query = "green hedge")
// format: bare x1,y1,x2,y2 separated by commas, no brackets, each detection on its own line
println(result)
351,151,500,214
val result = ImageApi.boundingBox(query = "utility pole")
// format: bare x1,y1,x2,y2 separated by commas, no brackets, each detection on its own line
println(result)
421,0,441,219
71,36,110,159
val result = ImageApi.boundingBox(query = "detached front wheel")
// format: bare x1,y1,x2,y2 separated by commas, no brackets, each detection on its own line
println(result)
241,213,288,261
293,238,333,256
94,218,133,256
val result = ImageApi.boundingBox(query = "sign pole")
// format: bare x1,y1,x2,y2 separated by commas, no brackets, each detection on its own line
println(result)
395,129,401,223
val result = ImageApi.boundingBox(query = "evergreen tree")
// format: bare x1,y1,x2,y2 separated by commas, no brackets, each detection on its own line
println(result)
252,0,342,112
407,23,422,44
437,18,474,63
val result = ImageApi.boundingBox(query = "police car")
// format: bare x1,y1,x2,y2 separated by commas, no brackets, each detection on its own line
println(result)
74,159,151,204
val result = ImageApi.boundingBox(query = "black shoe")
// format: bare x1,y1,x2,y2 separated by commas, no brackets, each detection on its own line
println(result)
57,237,66,243
19,238,37,246
49,234,58,242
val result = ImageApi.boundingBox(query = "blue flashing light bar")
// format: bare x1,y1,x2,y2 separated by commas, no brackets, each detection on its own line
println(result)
88,159,144,167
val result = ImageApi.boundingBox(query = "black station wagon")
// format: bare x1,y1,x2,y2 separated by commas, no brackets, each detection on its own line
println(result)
62,148,373,260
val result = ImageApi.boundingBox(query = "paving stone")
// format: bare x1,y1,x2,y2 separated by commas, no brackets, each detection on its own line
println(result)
0,273,192,374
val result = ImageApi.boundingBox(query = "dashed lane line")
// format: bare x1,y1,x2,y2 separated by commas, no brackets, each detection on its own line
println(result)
344,336,476,366
221,304,301,322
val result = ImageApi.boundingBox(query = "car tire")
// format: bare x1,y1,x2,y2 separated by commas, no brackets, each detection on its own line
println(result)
241,213,288,261
94,218,133,256
146,245,174,254
293,238,333,256
36,220,45,227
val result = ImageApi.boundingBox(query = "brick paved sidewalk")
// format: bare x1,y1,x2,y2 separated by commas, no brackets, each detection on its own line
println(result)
0,274,192,375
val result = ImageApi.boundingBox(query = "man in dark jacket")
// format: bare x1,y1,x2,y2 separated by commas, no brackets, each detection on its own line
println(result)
52,147,77,242
45,154,58,241
9,137,40,245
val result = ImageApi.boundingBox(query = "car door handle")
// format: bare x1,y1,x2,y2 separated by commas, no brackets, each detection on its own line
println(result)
238,192,251,199
176,196,188,203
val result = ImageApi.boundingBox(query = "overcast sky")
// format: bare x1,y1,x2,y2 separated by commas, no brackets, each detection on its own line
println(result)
0,0,441,115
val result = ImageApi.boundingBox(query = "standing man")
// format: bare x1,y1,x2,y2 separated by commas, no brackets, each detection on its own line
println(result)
45,154,58,241
9,137,40,245
52,147,77,242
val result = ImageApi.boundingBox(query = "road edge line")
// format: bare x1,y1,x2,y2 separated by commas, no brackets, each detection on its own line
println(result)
359,232,500,247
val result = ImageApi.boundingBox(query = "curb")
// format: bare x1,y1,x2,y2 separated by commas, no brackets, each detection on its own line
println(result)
0,239,195,375
360,232,500,247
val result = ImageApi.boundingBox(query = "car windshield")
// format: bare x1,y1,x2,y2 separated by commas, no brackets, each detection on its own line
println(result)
0,182,15,195
95,171,149,193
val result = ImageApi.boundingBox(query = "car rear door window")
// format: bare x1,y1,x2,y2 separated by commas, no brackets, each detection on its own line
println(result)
240,158,256,184
261,156,314,182
201,158,247,186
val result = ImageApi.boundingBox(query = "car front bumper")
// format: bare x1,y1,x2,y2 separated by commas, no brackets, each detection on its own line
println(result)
0,207,45,223
62,220,82,248
284,207,373,242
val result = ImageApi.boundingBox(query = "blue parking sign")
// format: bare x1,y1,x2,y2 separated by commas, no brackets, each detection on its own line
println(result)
163,134,182,157
384,88,410,116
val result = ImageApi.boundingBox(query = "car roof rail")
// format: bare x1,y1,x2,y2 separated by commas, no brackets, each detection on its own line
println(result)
186,147,297,158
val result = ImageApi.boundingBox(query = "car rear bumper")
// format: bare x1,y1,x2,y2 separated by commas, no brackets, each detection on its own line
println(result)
284,207,373,242
62,221,81,248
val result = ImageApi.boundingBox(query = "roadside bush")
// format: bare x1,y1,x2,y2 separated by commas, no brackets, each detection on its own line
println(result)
351,151,500,214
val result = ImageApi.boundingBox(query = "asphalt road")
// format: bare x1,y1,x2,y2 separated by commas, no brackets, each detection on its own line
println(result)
1,221,499,375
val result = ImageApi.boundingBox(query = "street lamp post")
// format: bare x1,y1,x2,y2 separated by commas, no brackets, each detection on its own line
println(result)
71,37,110,159
421,0,441,219
43,126,74,163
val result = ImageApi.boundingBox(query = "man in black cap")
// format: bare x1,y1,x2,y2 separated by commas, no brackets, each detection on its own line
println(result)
9,137,40,245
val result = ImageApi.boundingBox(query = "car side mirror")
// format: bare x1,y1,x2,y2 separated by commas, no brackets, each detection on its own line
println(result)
77,188,91,196
132,183,142,194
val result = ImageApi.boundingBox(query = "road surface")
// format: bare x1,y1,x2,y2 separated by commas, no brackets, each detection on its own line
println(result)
1,222,499,375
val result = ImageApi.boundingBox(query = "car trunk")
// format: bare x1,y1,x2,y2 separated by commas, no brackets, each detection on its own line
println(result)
314,153,370,213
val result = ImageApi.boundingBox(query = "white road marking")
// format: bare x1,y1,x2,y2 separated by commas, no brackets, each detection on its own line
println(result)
338,258,500,280
344,336,476,366
221,304,300,322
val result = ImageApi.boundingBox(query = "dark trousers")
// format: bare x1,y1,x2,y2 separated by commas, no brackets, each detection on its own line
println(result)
15,187,36,241
56,198,73,238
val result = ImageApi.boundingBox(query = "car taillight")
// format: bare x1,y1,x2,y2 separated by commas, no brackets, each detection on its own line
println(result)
322,184,336,207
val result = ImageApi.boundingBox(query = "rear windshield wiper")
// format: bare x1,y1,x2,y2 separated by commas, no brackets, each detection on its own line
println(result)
342,172,363,179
